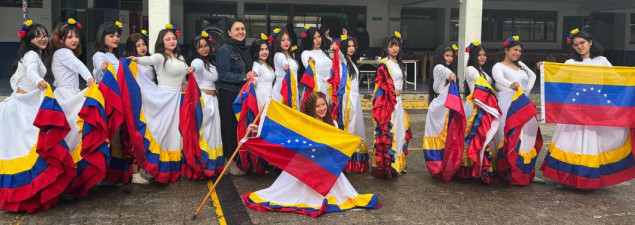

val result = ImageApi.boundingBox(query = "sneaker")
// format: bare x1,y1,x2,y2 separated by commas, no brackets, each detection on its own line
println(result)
131,173,150,185
532,176,546,184
227,160,247,176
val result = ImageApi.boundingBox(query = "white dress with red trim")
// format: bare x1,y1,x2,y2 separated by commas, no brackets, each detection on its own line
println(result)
540,56,635,189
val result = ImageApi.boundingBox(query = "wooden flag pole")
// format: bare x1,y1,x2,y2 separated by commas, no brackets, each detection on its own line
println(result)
191,94,264,220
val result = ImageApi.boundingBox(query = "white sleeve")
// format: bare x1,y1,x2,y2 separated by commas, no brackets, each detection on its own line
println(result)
464,66,478,92
432,65,452,94
274,53,287,71
191,59,205,74
492,64,512,89
92,52,106,81
300,51,310,68
520,61,536,95
24,51,44,86
59,49,93,81
600,56,612,66
137,53,163,68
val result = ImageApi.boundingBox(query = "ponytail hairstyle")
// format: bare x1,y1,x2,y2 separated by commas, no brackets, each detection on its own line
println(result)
186,31,216,71
46,19,83,70
339,37,358,78
12,22,49,73
94,21,122,56
301,92,334,125
567,27,603,62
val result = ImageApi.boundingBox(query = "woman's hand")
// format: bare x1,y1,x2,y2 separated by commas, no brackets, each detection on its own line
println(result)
448,73,457,82
246,71,258,80
283,64,290,72
37,80,48,90
308,57,315,65
329,42,338,51
86,78,96,87
181,83,187,92
536,61,543,69
394,90,401,96
247,124,259,133
127,56,138,62
510,82,520,91
186,66,195,74
101,61,109,72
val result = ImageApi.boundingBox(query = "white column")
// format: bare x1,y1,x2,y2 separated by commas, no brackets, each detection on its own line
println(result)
148,0,171,53
457,0,483,93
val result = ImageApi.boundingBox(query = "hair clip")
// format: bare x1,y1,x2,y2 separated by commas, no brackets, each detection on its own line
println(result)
268,28,280,45
394,31,403,44
465,40,480,53
18,20,33,38
201,30,213,43
566,28,579,45
503,35,519,47
301,25,310,39
260,33,268,41
452,44,459,56
67,18,82,29
165,24,180,37
141,29,149,39
334,34,348,47
115,21,123,32
291,45,298,52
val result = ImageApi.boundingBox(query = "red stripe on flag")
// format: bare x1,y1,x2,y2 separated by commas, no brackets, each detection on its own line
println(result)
243,138,339,196
545,102,635,128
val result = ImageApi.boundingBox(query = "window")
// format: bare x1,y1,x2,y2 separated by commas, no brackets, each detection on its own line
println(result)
482,10,557,42
0,0,43,7
631,14,635,43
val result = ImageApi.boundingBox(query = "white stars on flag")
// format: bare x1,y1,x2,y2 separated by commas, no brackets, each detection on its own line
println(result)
571,98,576,102
571,85,613,105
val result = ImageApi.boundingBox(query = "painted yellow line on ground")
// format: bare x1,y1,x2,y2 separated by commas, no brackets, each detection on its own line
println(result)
361,99,429,110
207,180,227,225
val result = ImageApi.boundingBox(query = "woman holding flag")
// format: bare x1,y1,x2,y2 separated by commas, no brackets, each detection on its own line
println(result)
184,30,225,179
250,34,275,109
92,21,122,82
0,20,76,213
241,92,380,217
338,36,369,173
300,26,334,104
491,36,544,185
371,32,412,179
429,44,457,99
126,31,155,82
540,28,635,189
272,28,300,110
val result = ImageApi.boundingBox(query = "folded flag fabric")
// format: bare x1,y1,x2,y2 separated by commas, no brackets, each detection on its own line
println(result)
102,62,131,183
280,68,299,110
541,62,635,128
327,49,342,121
242,100,361,196
233,79,267,174
423,82,466,182
300,61,318,108
180,74,214,179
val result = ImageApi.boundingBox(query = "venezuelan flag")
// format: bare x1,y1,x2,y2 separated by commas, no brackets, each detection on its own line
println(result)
300,61,318,107
280,68,299,110
423,82,466,183
242,100,361,196
117,58,181,183
0,85,76,213
232,79,266,173
67,85,110,198
497,88,542,185
102,62,130,183
542,62,635,128
327,51,342,121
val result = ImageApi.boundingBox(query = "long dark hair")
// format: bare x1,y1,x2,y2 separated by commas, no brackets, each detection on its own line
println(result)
380,35,405,73
154,29,184,68
125,33,149,57
300,28,329,58
570,29,603,62
339,38,358,78
273,30,293,58
318,24,332,46
12,23,49,73
463,46,492,94
186,35,215,71
496,41,525,70
46,22,82,70
94,21,121,56
302,92,334,125
250,38,272,67
428,45,455,100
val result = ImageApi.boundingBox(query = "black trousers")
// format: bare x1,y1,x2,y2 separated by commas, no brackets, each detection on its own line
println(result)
218,88,240,157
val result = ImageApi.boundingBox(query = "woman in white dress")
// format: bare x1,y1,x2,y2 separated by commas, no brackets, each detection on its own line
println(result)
0,21,75,213
92,21,121,82
463,42,492,94
242,92,380,217
491,36,543,185
126,31,155,82
371,33,412,179
272,30,300,110
185,31,225,179
128,25,193,183
250,35,275,109
300,27,333,104
428,45,457,99
540,28,635,189
337,37,369,173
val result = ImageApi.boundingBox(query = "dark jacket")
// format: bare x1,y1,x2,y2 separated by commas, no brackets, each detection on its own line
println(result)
216,43,247,91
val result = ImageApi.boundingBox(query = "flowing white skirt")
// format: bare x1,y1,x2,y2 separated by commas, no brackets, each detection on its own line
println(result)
55,86,88,155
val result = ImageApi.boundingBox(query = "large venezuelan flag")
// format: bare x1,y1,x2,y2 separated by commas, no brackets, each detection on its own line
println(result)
242,100,361,196
541,62,635,128
67,85,110,198
0,85,76,213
